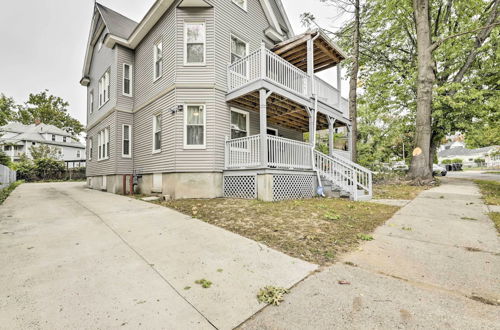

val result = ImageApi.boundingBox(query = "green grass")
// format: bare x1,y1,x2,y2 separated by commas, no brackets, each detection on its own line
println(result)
160,198,399,265
475,180,500,205
489,213,500,234
373,184,432,200
0,181,23,205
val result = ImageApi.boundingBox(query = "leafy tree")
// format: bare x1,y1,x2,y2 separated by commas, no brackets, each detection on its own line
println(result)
0,94,16,127
29,144,59,160
0,150,10,167
15,90,83,136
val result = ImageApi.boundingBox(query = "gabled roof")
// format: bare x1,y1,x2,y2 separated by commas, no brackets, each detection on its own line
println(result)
96,3,138,40
438,146,499,158
0,123,85,148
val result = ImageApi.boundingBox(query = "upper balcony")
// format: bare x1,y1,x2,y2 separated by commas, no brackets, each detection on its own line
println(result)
226,30,349,131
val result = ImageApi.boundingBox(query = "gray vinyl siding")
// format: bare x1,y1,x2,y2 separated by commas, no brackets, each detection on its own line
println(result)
133,90,176,174
269,0,289,34
134,3,177,109
175,7,215,85
214,0,276,90
115,111,133,174
86,111,117,177
87,27,117,128
116,46,135,112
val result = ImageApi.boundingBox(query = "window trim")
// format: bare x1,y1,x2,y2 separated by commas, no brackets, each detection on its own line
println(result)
122,124,132,158
230,108,250,139
98,69,110,109
89,90,94,114
88,137,93,160
97,128,110,161
184,22,206,66
184,104,207,150
267,127,278,136
122,63,133,97
152,114,162,154
232,0,248,11
153,40,163,81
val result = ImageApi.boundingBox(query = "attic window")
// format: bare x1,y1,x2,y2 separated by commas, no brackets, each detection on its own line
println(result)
232,0,247,11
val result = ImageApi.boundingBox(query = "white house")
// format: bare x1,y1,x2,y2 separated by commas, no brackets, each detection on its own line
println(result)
0,122,86,168
438,145,500,168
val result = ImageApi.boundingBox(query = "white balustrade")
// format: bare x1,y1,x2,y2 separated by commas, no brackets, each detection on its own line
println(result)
267,135,312,169
225,135,261,169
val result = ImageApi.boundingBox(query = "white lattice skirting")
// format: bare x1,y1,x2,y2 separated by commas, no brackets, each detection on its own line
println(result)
272,174,315,201
223,175,257,199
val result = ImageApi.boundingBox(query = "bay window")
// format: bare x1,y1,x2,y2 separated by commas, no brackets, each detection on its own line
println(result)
97,128,110,160
185,105,205,148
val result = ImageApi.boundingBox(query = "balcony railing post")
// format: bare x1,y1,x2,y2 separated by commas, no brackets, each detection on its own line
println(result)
259,89,268,168
224,136,229,169
260,43,267,79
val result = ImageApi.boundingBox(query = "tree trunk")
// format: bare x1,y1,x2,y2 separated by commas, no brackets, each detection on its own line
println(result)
349,0,360,162
408,0,435,182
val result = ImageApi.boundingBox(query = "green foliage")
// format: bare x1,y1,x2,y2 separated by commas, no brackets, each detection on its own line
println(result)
29,144,59,160
11,154,37,182
15,90,83,136
257,286,289,305
451,158,463,164
442,159,452,164
0,94,16,126
194,279,212,288
474,158,485,164
11,155,65,182
0,150,10,167
0,181,23,205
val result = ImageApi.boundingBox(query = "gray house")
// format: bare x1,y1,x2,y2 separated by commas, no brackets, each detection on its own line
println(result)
81,0,372,201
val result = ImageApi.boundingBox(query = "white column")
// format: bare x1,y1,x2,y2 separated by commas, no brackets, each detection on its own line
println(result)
307,38,314,97
328,117,336,157
260,89,268,168
260,43,267,79
337,63,342,107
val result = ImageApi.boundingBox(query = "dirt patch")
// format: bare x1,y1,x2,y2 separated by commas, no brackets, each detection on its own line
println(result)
373,184,431,200
161,198,399,265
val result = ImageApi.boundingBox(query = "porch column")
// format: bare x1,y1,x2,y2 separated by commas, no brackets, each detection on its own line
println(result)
328,116,336,157
307,38,314,96
337,63,342,107
306,107,316,169
259,89,271,168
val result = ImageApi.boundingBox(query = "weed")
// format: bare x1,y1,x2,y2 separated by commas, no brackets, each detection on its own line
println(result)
324,212,340,221
464,247,481,252
217,268,223,273
184,286,191,290
195,279,212,288
257,286,289,305
461,217,478,221
357,233,374,241
344,261,357,267
440,196,444,199
402,226,412,231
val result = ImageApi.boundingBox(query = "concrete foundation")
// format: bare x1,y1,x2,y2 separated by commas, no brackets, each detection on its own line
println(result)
87,172,223,199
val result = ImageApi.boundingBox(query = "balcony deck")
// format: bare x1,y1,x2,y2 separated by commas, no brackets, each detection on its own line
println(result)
226,46,350,132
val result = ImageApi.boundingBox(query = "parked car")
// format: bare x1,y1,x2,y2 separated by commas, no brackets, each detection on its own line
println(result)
433,164,447,176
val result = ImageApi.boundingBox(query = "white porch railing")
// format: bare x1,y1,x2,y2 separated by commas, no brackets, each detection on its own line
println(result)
314,150,372,201
228,47,309,98
225,135,261,169
267,135,312,169
315,76,340,107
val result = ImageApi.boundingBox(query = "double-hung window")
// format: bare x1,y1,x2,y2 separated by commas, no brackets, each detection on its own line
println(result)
153,114,162,153
122,124,132,158
154,41,163,80
98,70,110,107
123,64,133,96
88,138,93,160
230,35,248,75
185,105,206,148
185,23,206,65
97,128,110,160
231,108,249,139
232,0,247,11
89,91,94,114
52,134,56,141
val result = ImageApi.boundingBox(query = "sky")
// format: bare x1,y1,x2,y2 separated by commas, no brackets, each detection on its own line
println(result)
0,0,349,126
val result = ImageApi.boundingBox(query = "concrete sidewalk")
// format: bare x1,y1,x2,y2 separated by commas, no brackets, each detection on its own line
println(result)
242,178,500,329
0,182,316,330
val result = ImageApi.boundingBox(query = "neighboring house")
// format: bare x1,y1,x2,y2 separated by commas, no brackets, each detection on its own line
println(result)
438,145,500,167
437,141,465,152
80,0,372,201
0,122,86,168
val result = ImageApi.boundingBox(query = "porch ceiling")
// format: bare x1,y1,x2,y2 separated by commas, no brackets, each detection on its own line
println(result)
228,91,346,132
272,30,347,73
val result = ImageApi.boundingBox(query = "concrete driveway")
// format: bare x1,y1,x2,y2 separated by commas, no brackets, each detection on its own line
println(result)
242,178,500,329
0,182,316,330
447,170,500,182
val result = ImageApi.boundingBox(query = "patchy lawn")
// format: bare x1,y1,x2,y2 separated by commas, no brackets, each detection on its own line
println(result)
0,181,23,205
161,198,399,265
489,213,500,234
373,184,431,200
475,180,500,205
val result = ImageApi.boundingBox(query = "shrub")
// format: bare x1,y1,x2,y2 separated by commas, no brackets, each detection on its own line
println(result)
451,158,463,164
34,158,66,180
0,181,23,205
474,158,485,164
0,150,10,167
442,159,452,165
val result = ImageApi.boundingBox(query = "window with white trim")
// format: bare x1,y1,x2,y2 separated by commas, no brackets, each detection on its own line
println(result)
122,124,132,157
52,134,56,141
232,0,247,11
231,108,249,139
77,150,81,158
63,137,67,143
88,138,93,160
97,128,110,160
154,41,163,80
89,90,94,114
123,64,133,96
185,105,206,148
153,114,162,152
98,70,110,107
185,23,206,65
231,35,248,64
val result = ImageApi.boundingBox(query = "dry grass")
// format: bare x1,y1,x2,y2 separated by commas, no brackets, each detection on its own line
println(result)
373,184,431,200
489,213,500,234
161,198,399,265
475,180,500,205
